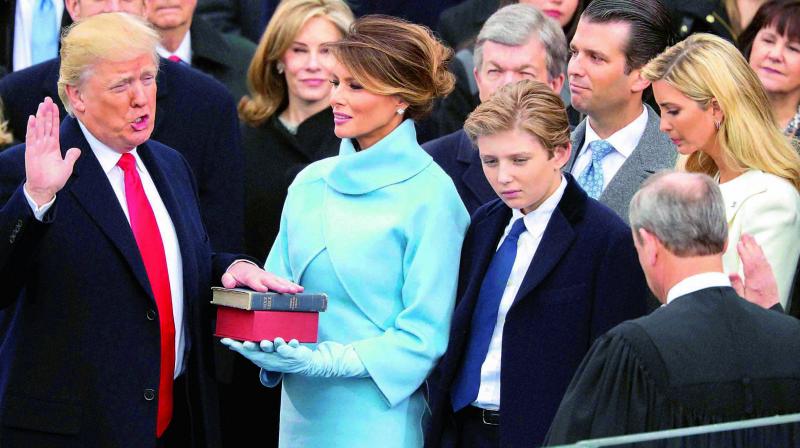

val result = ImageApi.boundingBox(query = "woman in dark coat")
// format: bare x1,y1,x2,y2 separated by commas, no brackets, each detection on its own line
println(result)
238,0,354,263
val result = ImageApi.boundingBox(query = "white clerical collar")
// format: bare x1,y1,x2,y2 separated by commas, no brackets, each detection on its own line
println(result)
584,105,647,158
666,272,731,305
157,32,192,65
77,120,141,175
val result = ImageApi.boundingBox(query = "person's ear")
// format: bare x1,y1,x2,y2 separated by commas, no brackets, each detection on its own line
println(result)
548,73,565,95
64,0,81,21
710,98,725,128
629,69,651,94
65,84,86,114
552,142,571,170
638,228,660,267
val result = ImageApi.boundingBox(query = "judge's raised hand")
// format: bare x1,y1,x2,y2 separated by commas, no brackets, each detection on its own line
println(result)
23,97,81,207
221,260,303,293
729,234,780,310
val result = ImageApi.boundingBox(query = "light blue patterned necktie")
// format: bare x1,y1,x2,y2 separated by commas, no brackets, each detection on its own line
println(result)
577,140,615,199
30,0,59,65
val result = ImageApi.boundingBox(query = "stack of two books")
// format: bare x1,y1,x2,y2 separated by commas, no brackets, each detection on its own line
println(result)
212,287,327,342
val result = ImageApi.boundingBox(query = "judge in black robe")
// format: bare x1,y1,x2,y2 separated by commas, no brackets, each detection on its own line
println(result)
545,173,800,447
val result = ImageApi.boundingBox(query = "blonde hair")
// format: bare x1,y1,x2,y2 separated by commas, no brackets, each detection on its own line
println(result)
642,33,800,190
58,13,160,115
463,79,571,158
326,15,455,121
238,0,354,126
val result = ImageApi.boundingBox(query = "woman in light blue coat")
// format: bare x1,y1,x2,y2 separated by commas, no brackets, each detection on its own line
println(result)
222,16,470,447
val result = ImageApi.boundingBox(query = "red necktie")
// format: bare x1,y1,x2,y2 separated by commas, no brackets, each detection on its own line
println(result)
167,55,182,64
117,153,175,437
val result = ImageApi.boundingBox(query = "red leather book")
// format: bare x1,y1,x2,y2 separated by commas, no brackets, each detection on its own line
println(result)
215,307,319,342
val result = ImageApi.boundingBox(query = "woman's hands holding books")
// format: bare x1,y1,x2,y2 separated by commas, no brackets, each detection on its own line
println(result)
221,337,368,378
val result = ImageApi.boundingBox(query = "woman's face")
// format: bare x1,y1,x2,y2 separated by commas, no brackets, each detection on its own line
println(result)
520,0,580,28
749,25,800,97
652,80,719,156
281,16,342,107
329,63,406,149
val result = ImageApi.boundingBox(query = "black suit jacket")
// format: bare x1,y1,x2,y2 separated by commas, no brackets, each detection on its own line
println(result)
422,129,495,215
0,0,72,76
196,0,266,44
0,117,230,447
0,57,244,253
547,286,800,445
190,15,256,102
426,175,648,447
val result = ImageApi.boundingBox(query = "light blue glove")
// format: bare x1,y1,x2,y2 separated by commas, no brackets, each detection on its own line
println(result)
220,337,368,379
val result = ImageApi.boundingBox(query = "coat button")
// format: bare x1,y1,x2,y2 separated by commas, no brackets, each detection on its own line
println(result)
144,389,156,401
146,309,156,321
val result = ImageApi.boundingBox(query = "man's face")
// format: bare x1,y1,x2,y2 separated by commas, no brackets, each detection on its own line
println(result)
66,0,146,21
146,0,196,31
66,54,157,152
567,19,645,118
475,36,564,102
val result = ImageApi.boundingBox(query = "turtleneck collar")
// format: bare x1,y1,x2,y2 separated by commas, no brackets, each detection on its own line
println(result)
325,119,432,195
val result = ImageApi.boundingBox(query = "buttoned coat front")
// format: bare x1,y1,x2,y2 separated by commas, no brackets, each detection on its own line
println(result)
264,120,470,448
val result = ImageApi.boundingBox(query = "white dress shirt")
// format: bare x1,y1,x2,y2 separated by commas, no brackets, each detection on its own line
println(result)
12,0,65,71
571,106,648,191
24,122,187,378
665,272,732,305
473,176,568,410
157,32,192,65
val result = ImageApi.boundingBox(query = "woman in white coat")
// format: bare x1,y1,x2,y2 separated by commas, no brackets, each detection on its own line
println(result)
643,33,800,309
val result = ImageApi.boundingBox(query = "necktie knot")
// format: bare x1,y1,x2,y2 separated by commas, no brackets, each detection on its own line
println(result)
589,140,614,162
505,218,527,242
167,55,183,63
117,152,136,173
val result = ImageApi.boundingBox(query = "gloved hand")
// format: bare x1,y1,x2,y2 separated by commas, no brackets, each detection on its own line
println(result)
220,337,368,378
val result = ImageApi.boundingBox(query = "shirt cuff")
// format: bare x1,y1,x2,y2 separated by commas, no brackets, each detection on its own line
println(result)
23,186,56,222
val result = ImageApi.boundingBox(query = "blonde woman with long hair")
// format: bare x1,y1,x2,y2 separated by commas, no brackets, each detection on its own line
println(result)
238,0,354,261
642,32,800,309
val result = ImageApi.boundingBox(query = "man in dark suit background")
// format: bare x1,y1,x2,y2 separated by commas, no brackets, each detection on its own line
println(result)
546,171,800,446
424,4,568,214
0,13,301,447
0,0,244,254
425,80,648,448
0,0,71,76
196,0,268,44
566,0,676,222
147,0,256,101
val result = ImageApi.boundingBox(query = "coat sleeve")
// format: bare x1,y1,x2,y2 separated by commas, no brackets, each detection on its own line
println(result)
590,225,649,340
351,188,470,407
544,326,658,445
734,185,800,309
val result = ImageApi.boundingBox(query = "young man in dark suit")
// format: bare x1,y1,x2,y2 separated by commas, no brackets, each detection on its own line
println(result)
425,80,648,448
0,13,300,447
0,0,244,254
423,4,568,214
546,171,800,445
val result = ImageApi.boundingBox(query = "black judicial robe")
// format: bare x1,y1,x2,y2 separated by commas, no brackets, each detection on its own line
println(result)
545,286,800,447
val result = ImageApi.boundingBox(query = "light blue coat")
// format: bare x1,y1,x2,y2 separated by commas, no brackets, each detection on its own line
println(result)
264,120,470,447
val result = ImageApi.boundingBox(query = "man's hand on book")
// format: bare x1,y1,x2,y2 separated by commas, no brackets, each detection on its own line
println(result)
220,337,366,378
222,260,303,293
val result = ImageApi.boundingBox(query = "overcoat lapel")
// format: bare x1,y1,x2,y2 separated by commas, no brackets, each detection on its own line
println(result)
61,118,155,304
456,132,495,204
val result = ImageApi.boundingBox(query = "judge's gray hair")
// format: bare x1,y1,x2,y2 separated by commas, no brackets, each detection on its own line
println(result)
473,4,568,82
629,171,727,257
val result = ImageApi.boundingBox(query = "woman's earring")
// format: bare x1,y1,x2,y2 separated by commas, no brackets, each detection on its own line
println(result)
276,62,285,74
396,108,406,115
714,120,720,130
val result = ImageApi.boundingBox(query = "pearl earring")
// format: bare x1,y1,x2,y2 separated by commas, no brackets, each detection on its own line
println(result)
397,108,406,115
276,62,285,74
